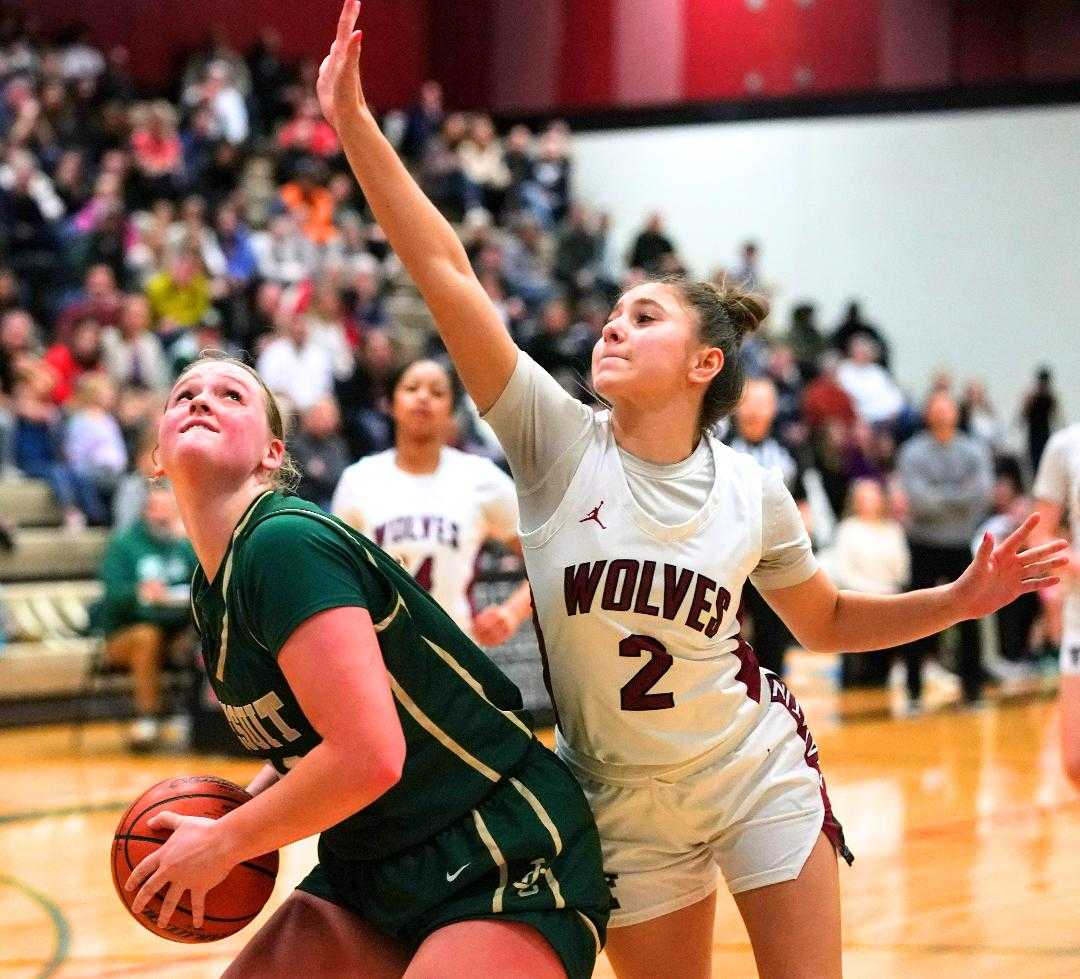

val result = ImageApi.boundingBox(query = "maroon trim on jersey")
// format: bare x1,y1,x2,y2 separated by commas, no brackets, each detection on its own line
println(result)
732,602,762,703
732,632,762,704
765,671,855,867
530,593,563,733
465,549,484,620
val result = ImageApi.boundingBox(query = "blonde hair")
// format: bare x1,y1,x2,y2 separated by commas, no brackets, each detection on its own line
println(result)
173,350,303,492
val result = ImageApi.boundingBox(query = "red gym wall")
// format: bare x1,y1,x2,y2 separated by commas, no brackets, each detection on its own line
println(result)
10,0,1080,112
3,0,431,109
436,0,1080,113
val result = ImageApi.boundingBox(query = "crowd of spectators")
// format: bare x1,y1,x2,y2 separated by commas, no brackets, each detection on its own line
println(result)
0,16,1068,720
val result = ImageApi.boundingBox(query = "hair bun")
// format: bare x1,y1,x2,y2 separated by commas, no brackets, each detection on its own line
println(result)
719,289,769,337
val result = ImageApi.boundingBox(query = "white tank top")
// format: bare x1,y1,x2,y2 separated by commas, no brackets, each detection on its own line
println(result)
523,411,773,773
331,447,519,638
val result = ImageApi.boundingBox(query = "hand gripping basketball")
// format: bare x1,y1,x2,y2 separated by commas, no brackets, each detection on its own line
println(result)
112,775,278,942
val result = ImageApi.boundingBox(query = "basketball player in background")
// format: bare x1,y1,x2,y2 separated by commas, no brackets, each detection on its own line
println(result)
317,4,1069,975
332,358,532,647
123,352,609,978
1032,421,1080,789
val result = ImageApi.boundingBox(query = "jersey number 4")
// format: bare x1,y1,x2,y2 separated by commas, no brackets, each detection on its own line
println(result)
619,634,675,711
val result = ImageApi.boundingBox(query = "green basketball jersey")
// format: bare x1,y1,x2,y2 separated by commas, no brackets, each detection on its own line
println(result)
191,491,535,861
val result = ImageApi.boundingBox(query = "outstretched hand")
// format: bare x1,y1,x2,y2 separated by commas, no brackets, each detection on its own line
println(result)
953,513,1069,620
317,0,365,131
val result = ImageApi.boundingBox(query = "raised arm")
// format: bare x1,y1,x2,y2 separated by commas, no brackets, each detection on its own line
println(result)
317,0,517,411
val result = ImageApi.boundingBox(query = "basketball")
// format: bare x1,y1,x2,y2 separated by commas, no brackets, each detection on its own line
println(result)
111,775,279,943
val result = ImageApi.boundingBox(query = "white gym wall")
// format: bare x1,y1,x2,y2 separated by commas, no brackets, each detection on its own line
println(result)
574,104,1080,429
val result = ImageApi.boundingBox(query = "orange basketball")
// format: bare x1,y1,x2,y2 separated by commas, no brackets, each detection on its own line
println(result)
111,775,278,943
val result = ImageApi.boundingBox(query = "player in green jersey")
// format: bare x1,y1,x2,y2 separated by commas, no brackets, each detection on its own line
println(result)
122,352,609,978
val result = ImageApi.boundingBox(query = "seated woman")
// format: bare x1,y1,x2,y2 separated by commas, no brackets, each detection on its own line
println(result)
98,482,198,750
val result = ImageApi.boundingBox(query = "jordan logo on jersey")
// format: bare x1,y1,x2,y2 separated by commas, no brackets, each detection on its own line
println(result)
579,501,606,530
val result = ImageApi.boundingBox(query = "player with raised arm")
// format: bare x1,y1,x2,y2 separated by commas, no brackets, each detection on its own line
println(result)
121,353,609,979
316,5,1069,975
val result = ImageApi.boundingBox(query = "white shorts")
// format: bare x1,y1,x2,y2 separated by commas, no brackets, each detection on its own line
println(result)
560,671,851,928
1061,631,1080,676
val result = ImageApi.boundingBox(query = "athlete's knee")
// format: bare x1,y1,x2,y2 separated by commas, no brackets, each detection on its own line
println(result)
221,892,325,978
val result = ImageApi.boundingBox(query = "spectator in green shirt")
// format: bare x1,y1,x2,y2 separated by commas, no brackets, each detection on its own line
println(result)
99,481,198,750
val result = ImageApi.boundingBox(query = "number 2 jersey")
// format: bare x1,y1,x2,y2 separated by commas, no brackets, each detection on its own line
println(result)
482,352,819,774
190,491,536,860
330,447,519,638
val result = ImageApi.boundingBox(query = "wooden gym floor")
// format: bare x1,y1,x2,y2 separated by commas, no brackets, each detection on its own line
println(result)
1,656,1078,978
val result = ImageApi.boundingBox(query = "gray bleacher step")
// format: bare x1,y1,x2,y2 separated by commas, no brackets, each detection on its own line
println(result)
0,639,97,699
0,479,62,527
0,528,108,581
3,579,103,641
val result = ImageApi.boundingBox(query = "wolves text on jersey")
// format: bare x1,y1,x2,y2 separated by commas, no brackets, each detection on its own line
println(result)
373,514,461,549
220,691,302,752
563,559,731,638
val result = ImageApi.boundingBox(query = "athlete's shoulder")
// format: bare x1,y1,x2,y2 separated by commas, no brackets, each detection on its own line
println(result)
243,495,355,552
710,434,766,479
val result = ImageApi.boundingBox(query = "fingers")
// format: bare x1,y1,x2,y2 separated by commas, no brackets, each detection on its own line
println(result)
1022,555,1070,576
336,0,361,45
1002,512,1040,550
132,868,166,915
1019,539,1070,563
126,852,160,893
190,889,205,930
157,881,185,928
147,811,181,832
975,531,993,562
1020,576,1060,593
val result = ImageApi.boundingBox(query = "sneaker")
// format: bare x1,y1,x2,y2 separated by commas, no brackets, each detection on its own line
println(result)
160,713,192,749
128,716,160,753
923,660,961,692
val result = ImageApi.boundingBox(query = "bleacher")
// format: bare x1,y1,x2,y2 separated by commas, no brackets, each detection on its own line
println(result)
0,479,107,723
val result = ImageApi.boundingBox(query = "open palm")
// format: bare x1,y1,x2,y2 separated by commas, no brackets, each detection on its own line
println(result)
317,0,365,131
954,513,1068,620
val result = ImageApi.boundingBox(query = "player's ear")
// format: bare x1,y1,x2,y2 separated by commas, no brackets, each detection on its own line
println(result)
688,346,724,388
261,437,285,476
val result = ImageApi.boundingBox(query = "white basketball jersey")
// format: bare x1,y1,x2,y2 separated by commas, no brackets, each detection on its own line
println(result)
522,412,771,772
331,447,518,637
1034,424,1080,634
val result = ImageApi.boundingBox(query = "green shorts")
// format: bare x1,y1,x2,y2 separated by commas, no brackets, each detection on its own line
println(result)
298,741,610,979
